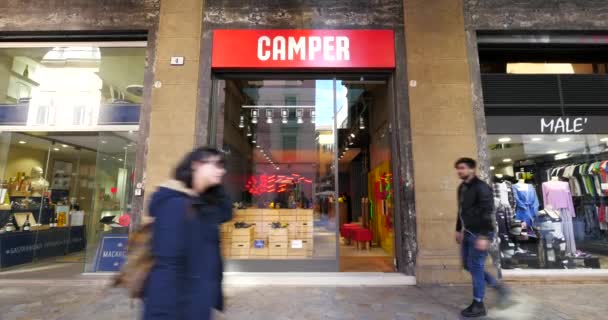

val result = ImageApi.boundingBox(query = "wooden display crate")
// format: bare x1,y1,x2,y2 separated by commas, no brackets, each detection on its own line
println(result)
269,228,288,237
232,241,252,249
232,226,254,240
269,228,288,243
279,215,297,223
269,242,288,258
230,247,250,258
296,222,313,233
250,247,269,256
263,215,279,222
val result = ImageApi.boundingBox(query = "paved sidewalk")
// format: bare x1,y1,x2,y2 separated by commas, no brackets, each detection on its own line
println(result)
0,282,605,320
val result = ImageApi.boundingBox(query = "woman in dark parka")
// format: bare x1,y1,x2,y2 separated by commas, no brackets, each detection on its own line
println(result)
143,147,232,320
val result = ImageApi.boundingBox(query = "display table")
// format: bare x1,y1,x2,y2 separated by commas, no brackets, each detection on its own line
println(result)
0,226,86,268
222,208,314,259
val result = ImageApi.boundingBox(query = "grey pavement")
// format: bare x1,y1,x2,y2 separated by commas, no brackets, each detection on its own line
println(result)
0,282,605,320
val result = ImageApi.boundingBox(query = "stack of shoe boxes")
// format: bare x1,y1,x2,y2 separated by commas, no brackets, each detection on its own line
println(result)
231,225,254,258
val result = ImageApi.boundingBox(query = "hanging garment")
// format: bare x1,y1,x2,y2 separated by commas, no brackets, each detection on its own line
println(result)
512,183,539,228
493,181,514,208
559,208,577,256
600,161,608,195
495,204,514,236
562,165,582,197
542,180,575,217
581,164,597,196
589,162,603,197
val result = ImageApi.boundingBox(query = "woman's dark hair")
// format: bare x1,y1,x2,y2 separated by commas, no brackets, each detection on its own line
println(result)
454,157,477,169
174,147,227,205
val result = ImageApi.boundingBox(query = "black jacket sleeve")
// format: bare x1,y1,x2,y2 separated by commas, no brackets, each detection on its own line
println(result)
476,183,495,237
456,185,462,232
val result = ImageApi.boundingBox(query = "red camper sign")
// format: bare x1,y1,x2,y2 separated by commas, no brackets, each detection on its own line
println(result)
212,29,395,69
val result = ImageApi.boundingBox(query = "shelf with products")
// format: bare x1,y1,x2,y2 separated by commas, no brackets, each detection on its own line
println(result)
221,208,314,259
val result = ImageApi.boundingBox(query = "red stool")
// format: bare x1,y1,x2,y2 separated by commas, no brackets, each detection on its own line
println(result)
352,228,373,250
340,224,361,245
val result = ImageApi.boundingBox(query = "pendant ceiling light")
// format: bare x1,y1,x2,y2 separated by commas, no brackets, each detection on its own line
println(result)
359,116,365,130
251,109,259,124
310,110,316,124
239,115,245,128
266,109,273,124
281,109,288,124
246,125,252,137
296,109,304,124
252,132,257,144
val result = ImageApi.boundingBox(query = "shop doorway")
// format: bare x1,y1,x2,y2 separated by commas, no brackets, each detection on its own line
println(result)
211,74,396,272
335,78,396,272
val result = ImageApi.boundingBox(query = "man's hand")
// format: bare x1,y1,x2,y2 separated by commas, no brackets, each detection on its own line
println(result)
475,237,490,251
455,231,463,244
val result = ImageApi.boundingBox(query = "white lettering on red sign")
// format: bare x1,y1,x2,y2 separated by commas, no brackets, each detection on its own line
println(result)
257,36,350,62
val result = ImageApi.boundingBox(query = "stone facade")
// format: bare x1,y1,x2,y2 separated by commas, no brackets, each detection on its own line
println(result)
3,0,608,283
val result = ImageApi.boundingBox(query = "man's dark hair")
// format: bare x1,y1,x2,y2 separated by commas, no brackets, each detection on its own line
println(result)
454,157,477,169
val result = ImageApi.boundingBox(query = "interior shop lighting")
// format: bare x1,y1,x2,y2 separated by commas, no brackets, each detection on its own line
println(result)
53,147,60,151
345,147,349,151
498,137,511,143
296,109,304,124
557,137,571,142
350,133,356,138
251,109,259,124
490,166,495,170
359,116,366,130
256,145,260,148
531,137,543,142
239,115,245,128
266,109,273,124
61,144,69,148
101,140,107,144
281,109,289,124
600,137,608,142
246,126,252,137
502,158,512,163
18,140,26,144
310,110,315,124
555,153,570,160
547,150,558,154
252,134,257,144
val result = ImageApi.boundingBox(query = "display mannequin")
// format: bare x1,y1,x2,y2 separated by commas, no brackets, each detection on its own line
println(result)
28,166,49,197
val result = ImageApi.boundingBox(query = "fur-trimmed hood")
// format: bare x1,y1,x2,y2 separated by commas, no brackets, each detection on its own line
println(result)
148,179,197,218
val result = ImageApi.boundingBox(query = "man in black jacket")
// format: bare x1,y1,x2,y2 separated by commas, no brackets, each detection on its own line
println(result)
454,158,509,318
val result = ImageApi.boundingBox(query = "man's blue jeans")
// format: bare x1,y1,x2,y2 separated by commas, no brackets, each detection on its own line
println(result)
461,232,497,301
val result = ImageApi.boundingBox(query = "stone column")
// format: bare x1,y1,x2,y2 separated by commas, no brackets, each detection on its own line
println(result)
404,0,478,283
145,0,204,193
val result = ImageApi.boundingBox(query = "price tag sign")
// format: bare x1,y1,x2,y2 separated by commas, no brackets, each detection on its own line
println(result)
254,239,265,248
291,240,303,249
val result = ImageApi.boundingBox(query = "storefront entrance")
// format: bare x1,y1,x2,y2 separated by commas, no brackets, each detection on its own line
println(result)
210,74,396,272
206,29,401,272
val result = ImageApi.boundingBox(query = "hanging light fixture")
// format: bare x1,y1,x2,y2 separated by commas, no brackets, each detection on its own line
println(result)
246,125,252,137
296,109,304,124
238,115,245,128
359,116,365,130
281,109,289,124
251,109,259,124
252,133,257,144
310,110,316,124
266,109,273,124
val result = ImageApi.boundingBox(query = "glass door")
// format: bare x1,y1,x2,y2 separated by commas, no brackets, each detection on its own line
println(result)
214,77,339,271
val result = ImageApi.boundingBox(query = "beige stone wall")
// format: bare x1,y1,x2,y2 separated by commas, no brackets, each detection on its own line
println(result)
145,0,204,193
404,0,478,283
